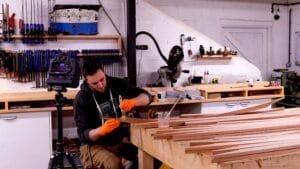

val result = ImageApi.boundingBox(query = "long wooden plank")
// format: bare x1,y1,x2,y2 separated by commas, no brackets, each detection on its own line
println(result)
189,131,299,146
180,97,283,118
184,109,300,126
135,107,298,129
215,147,300,164
154,116,300,140
186,134,300,154
212,141,300,163
172,123,300,141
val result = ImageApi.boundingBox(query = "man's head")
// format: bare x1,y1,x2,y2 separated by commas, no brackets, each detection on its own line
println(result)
83,60,107,93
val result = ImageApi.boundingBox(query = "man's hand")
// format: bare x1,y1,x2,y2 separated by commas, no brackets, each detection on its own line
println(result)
119,99,136,112
98,118,120,136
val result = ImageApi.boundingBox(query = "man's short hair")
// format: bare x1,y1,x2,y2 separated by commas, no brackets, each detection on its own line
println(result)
82,59,103,77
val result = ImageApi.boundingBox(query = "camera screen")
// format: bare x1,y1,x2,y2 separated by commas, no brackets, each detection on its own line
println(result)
51,62,67,73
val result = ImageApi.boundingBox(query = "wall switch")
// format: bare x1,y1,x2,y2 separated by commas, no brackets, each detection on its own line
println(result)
136,45,148,50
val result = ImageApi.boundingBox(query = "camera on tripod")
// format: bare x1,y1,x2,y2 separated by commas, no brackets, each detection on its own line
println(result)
46,53,80,89
46,52,80,169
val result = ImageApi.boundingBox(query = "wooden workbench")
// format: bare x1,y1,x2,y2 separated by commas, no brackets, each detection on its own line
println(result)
0,81,283,114
129,107,300,169
145,81,284,105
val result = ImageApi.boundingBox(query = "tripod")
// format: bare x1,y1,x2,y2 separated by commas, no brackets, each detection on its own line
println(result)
48,86,78,169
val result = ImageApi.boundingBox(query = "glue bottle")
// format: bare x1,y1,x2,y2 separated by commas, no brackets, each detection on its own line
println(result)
203,70,209,84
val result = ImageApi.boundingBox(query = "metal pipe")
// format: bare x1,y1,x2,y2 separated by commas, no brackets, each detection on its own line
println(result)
127,0,136,85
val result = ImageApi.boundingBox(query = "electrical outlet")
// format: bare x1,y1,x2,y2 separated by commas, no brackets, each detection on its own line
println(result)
136,45,148,50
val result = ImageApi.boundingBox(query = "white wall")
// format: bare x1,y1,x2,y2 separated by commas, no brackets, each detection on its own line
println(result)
136,0,273,87
0,0,125,91
1,0,299,90
135,0,300,87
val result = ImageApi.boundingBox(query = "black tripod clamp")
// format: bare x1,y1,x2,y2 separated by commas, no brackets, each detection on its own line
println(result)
48,86,78,169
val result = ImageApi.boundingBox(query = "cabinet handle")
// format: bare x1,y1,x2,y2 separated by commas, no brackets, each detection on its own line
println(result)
0,116,18,121
225,103,239,107
240,101,251,107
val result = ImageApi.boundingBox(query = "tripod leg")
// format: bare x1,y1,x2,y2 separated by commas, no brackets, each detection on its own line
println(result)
48,154,57,169
65,152,79,169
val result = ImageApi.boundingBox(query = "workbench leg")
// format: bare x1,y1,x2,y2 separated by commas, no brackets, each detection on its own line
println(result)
138,149,154,169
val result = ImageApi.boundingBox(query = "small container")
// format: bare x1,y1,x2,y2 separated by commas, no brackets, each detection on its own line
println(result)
191,76,203,84
157,111,170,128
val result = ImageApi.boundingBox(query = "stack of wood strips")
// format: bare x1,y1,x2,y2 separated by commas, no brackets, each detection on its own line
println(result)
130,102,300,164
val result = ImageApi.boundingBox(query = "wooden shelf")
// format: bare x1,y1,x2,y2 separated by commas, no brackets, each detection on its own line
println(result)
146,82,284,105
0,90,78,113
197,54,235,59
0,34,121,40
248,87,284,97
0,82,284,113
0,34,123,54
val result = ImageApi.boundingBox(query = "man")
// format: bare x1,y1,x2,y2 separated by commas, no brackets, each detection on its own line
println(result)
73,60,152,169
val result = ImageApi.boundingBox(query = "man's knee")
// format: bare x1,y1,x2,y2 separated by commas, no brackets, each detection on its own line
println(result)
103,154,123,169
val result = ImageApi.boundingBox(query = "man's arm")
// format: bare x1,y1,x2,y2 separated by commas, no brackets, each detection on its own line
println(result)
89,128,101,141
134,92,151,106
119,92,152,112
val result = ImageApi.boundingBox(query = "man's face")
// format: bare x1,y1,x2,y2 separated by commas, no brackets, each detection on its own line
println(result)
86,69,107,93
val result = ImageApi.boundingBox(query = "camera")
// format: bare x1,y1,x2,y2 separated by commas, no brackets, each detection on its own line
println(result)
46,53,80,88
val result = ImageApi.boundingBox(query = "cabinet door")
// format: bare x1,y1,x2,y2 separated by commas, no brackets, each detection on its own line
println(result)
201,99,270,114
0,112,52,169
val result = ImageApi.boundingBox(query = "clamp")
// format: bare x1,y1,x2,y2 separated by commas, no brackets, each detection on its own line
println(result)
147,108,156,119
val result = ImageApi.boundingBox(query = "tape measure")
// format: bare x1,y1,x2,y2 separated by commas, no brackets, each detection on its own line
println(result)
211,77,218,84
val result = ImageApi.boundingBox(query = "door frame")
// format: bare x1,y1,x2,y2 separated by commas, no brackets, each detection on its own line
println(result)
220,19,273,80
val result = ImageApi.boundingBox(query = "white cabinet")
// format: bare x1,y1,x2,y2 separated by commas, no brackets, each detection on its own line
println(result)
0,112,52,169
200,98,271,115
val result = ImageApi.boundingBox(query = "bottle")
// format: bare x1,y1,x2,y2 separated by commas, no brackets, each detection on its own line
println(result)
223,46,228,56
203,71,209,84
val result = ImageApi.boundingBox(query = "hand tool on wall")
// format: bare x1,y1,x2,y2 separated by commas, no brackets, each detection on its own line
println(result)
32,0,36,44
19,0,25,39
24,0,29,43
39,0,44,43
2,3,8,42
8,12,15,41
29,0,34,44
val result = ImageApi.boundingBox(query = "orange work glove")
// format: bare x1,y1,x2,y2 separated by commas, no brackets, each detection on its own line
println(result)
98,118,120,136
119,99,136,112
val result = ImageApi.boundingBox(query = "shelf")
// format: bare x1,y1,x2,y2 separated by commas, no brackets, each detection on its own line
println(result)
206,90,247,99
145,82,284,105
197,54,235,59
0,90,78,113
0,34,121,40
0,34,123,55
247,88,284,97
0,82,284,113
0,102,5,110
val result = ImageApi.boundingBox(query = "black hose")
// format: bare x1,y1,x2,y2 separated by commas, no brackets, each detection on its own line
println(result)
136,31,168,64
287,8,292,68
